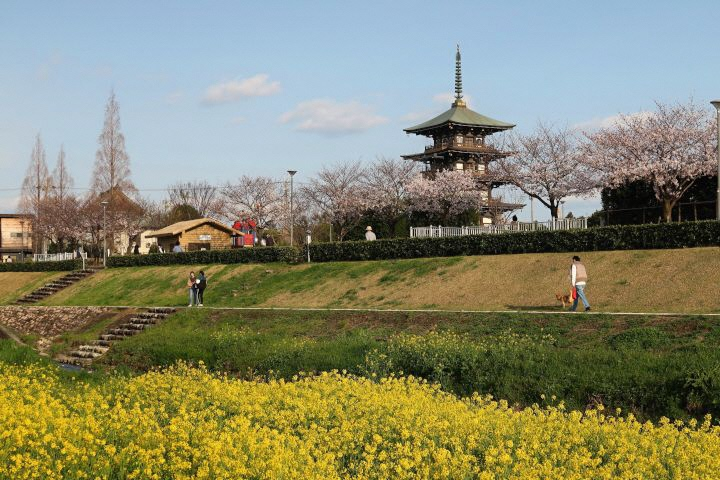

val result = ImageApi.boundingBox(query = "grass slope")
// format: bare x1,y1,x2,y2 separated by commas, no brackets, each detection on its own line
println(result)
42,247,720,313
0,271,63,305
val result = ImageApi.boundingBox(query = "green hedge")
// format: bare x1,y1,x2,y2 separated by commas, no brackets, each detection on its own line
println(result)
308,221,720,262
107,246,301,268
0,259,81,272
105,221,719,267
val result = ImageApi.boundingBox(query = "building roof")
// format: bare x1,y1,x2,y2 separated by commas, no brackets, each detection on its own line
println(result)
146,218,243,238
404,104,515,134
405,46,514,135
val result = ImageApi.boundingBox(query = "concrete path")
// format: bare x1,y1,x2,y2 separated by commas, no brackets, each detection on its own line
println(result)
62,305,720,317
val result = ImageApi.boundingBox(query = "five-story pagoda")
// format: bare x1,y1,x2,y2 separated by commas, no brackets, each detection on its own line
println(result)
403,46,522,215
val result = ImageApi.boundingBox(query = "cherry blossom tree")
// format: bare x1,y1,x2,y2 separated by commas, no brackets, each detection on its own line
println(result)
406,170,482,224
222,175,283,230
580,100,716,222
302,161,368,240
44,145,79,249
493,123,597,219
362,157,420,217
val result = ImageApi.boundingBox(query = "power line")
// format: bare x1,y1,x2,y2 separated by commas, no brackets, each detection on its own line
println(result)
0,180,316,193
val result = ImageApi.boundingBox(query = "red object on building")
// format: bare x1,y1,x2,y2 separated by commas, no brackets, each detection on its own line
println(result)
232,218,257,247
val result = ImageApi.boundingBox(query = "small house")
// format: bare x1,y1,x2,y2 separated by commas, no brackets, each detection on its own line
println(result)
146,218,243,252
0,214,33,261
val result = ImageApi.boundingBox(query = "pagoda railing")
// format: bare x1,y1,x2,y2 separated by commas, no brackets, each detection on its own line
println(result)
424,143,502,155
410,218,588,238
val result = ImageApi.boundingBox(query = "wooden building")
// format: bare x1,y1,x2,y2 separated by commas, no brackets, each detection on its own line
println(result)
147,218,243,252
0,214,33,262
403,46,523,215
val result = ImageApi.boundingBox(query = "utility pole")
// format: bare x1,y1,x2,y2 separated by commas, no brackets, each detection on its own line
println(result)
711,100,720,221
530,195,535,222
101,200,109,266
287,170,297,246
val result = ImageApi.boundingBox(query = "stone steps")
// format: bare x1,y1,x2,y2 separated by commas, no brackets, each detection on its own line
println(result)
59,308,176,367
16,270,95,304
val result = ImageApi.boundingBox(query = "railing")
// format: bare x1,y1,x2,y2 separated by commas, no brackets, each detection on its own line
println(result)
410,218,588,238
33,252,87,262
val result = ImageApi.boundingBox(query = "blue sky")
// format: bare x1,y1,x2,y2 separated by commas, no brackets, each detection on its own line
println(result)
1,0,719,220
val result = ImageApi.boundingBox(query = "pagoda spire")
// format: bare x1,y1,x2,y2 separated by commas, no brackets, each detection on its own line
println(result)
453,45,466,107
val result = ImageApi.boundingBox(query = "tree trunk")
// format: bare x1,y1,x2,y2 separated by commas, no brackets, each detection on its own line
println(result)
549,203,559,219
662,198,675,223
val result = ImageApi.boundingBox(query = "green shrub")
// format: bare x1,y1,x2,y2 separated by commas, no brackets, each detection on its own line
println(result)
107,246,301,268
309,221,720,262
0,259,81,272
362,331,720,420
608,327,670,350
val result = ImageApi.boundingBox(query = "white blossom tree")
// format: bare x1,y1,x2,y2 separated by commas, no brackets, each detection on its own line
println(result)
580,101,716,222
406,170,482,224
302,161,368,241
493,123,597,219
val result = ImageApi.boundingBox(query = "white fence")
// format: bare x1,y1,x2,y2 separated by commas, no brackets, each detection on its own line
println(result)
410,218,588,238
33,252,87,262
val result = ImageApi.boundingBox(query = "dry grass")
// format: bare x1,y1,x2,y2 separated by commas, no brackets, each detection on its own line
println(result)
0,272,63,305
39,247,720,313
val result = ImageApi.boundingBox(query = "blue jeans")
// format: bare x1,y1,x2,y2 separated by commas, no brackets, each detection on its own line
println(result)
571,284,590,310
188,288,197,305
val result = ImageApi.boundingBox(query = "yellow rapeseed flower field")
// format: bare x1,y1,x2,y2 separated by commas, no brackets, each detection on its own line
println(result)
1,362,719,479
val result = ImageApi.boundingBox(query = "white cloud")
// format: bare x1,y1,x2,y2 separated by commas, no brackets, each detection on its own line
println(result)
203,74,281,104
280,99,388,135
573,111,653,132
230,116,245,125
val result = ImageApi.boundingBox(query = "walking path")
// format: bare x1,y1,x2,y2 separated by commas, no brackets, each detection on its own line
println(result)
64,305,720,317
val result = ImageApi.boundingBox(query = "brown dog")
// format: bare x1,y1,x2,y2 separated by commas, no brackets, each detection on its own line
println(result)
555,293,571,308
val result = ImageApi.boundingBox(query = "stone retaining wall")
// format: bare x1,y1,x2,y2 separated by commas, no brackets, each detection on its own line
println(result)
0,306,114,337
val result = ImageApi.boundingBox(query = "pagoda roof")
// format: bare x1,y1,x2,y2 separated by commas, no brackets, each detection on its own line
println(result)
404,104,515,135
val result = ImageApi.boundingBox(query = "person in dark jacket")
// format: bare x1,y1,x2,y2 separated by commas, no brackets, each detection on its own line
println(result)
197,271,207,307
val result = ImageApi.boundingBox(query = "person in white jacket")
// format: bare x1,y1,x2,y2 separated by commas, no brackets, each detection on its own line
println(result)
570,255,591,312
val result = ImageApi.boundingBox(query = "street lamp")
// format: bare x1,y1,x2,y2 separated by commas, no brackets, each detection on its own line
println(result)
711,100,720,221
101,200,109,266
19,220,25,262
305,229,312,263
287,170,297,246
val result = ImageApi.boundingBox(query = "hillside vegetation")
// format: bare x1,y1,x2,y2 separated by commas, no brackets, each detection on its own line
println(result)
0,272,63,305
41,247,720,313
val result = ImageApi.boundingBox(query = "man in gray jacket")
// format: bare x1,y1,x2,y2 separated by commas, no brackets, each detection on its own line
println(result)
570,255,591,312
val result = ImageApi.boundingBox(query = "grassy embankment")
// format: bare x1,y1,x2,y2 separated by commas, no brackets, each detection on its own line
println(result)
0,271,63,305
39,247,720,313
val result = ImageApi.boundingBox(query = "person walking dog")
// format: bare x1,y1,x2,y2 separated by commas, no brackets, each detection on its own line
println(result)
197,270,207,307
569,255,591,312
187,271,198,307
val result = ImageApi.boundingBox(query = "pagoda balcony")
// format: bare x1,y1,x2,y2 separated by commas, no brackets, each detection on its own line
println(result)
423,143,507,156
